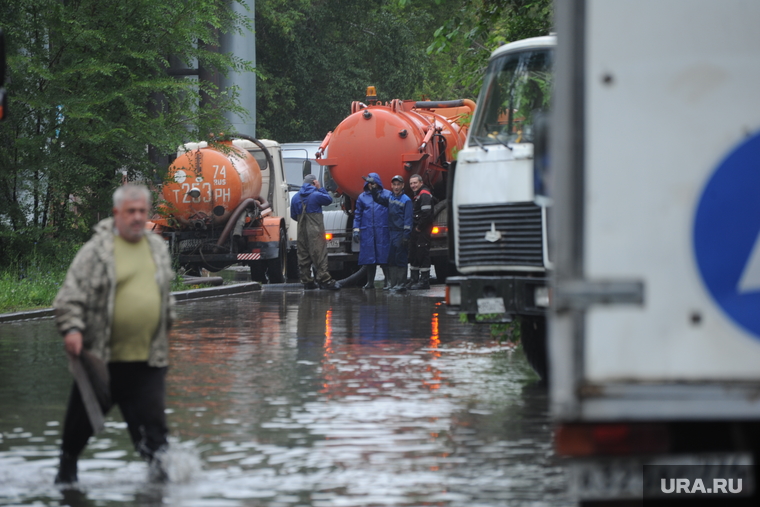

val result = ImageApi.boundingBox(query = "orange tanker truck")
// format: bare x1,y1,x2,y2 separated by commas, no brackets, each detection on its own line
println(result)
315,87,475,281
148,135,292,283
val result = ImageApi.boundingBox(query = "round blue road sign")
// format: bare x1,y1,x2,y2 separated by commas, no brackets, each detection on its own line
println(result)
694,131,760,339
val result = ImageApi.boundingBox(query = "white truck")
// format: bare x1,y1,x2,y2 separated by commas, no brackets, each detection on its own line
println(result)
550,0,760,504
445,35,555,380
280,142,358,281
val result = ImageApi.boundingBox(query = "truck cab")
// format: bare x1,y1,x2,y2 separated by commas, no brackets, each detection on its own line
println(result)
446,35,555,379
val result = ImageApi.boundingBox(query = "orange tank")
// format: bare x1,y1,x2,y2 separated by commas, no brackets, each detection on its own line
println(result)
161,143,263,227
317,98,474,200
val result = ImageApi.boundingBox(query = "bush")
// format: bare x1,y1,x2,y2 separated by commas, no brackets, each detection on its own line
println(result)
0,237,81,313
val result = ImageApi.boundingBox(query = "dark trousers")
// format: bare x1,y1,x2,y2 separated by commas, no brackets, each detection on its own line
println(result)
387,230,408,267
61,362,168,461
409,229,431,269
297,213,332,284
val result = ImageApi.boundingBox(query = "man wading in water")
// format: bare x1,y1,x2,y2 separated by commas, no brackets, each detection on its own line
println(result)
53,184,176,485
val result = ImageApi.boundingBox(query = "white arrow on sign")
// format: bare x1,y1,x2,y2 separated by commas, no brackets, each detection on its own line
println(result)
738,231,760,293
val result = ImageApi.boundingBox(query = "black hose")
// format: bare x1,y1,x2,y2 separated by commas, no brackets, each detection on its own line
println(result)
260,266,367,290
414,100,466,109
216,198,256,247
336,265,367,288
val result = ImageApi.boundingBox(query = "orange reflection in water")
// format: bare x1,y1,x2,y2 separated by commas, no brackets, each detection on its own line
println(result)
422,305,442,390
430,305,440,348
318,302,448,398
325,309,333,349
322,308,335,394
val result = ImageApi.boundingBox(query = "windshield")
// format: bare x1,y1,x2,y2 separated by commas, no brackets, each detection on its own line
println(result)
283,159,307,186
284,159,341,210
470,47,553,145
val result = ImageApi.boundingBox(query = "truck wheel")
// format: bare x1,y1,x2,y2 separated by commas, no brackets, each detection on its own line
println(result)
265,226,287,284
287,249,299,282
250,262,267,283
432,258,449,284
520,315,548,383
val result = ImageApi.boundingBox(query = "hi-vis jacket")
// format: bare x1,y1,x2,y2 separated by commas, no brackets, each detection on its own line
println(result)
413,184,435,233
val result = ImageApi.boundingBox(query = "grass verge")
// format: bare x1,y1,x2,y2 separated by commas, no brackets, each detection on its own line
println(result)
0,264,68,314
0,262,188,315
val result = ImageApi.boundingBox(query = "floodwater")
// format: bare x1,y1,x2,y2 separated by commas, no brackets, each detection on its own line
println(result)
0,287,570,507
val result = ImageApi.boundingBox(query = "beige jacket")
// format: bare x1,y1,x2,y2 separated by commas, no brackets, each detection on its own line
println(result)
53,218,176,367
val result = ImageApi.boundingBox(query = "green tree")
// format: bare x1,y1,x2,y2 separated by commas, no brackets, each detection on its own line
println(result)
0,0,254,266
423,0,553,97
254,0,552,143
255,0,456,142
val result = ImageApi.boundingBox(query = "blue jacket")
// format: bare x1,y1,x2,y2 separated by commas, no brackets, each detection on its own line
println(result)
354,172,391,265
291,184,332,220
375,191,412,241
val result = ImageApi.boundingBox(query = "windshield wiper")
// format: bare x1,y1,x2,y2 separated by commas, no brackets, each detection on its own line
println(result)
470,135,489,152
488,134,513,151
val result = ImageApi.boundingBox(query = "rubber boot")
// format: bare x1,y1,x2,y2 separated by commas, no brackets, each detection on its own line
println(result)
320,279,341,290
387,265,398,292
410,270,430,290
382,265,391,290
391,266,407,293
363,265,377,289
54,452,78,486
398,266,409,292
407,268,419,289
148,449,170,484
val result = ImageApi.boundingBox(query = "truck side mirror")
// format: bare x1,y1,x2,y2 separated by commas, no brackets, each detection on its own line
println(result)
324,179,338,193
302,160,312,178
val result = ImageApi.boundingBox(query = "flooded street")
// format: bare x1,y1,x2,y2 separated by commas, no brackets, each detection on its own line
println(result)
0,287,569,506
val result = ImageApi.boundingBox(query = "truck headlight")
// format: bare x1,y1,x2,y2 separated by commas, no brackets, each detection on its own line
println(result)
535,286,551,307
446,283,461,306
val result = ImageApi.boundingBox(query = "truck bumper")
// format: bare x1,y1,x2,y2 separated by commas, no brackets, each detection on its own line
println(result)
178,240,280,266
445,275,548,317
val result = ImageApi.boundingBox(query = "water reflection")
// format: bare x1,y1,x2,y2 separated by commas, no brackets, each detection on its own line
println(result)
0,288,569,506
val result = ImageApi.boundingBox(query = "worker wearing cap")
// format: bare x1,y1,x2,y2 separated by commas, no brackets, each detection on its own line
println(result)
372,175,413,291
353,172,392,289
408,174,436,289
291,174,340,290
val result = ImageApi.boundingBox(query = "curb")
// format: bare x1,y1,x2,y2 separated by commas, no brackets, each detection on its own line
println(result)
0,308,56,323
172,282,261,302
0,282,262,323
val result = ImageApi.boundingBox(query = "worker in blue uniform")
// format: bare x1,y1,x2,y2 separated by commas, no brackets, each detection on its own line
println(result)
372,175,413,291
291,175,340,290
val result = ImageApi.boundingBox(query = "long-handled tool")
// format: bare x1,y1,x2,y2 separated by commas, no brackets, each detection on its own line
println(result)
67,351,110,434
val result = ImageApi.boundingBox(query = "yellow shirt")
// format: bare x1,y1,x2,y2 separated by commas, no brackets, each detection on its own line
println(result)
110,235,161,362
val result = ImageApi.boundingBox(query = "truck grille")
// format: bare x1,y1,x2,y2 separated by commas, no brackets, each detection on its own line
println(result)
457,203,544,268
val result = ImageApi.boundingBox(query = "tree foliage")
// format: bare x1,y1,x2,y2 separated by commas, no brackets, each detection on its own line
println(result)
0,0,254,265
0,0,552,269
425,0,554,97
254,0,552,143
255,0,458,142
